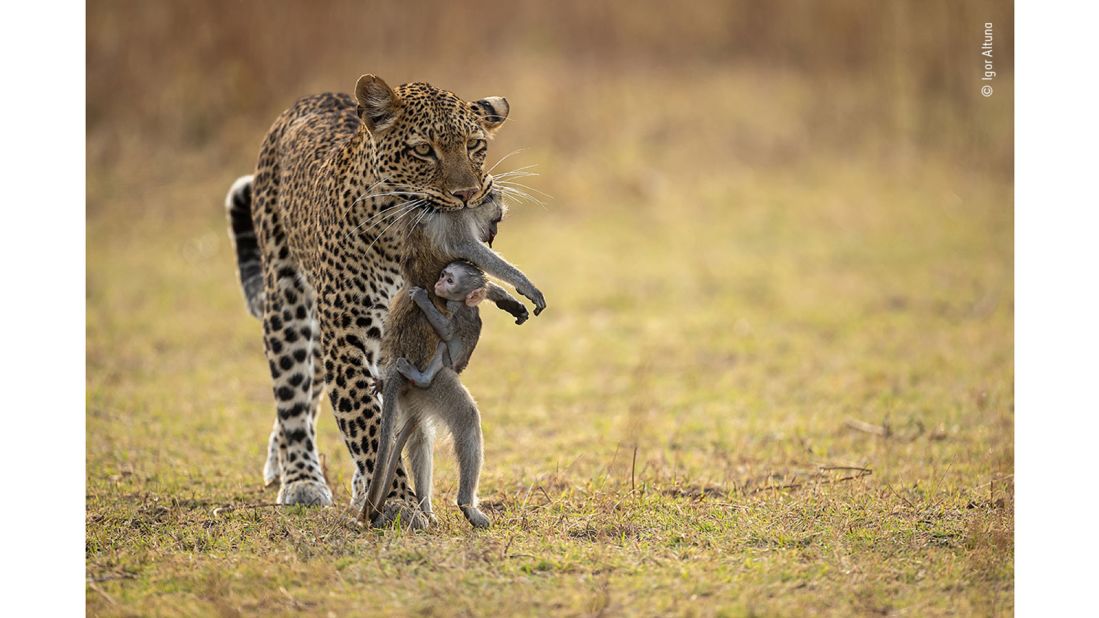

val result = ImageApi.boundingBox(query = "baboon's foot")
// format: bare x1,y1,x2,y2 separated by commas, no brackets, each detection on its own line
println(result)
459,505,491,529
395,357,416,376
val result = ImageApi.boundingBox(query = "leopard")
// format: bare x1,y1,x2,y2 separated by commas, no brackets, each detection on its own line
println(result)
224,74,545,528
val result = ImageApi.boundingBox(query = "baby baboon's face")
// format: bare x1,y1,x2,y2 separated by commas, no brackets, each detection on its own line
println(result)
435,265,472,301
434,264,486,306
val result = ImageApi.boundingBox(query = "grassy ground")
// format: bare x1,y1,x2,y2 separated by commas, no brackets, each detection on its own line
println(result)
87,46,1013,615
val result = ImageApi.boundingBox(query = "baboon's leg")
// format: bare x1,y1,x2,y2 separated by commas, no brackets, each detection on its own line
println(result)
406,422,436,519
367,414,420,526
429,369,490,529
317,269,423,528
395,342,447,388
361,373,404,523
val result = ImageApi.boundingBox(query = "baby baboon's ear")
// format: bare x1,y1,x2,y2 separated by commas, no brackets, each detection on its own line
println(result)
465,286,488,307
355,74,401,133
472,97,509,134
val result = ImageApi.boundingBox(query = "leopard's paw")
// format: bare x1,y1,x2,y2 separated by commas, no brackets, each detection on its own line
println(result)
373,499,430,530
278,480,332,506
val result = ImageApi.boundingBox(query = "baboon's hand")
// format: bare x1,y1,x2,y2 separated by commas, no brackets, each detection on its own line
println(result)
409,286,428,302
494,295,529,324
517,284,547,316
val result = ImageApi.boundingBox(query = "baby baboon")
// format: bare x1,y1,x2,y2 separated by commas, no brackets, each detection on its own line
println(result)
361,195,544,529
395,261,489,388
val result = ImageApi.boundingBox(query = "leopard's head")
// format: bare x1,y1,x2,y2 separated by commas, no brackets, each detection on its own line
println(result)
355,75,509,212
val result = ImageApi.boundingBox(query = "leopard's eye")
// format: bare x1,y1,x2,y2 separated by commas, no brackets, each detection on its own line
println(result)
411,143,435,158
467,139,486,155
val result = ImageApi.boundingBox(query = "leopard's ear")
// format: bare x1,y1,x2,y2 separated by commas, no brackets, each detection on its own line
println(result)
355,74,401,133
472,97,509,135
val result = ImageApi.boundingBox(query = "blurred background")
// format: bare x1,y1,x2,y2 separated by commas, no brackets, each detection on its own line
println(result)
88,0,1012,220
88,2,1013,612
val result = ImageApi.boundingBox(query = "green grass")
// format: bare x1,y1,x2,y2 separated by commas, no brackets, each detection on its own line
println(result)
87,150,1012,615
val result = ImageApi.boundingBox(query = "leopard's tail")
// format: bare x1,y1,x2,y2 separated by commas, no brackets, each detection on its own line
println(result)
225,175,264,318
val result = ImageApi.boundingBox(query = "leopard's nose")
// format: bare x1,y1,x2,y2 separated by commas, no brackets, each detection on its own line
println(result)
451,187,478,204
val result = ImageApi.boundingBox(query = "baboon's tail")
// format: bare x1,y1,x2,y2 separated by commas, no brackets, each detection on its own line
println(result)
225,175,264,318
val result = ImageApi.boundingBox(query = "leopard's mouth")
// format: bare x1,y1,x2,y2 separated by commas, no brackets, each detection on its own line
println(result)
467,182,500,209
432,190,496,213
397,182,497,214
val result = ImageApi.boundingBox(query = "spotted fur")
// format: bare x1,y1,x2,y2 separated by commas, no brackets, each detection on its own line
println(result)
226,76,516,521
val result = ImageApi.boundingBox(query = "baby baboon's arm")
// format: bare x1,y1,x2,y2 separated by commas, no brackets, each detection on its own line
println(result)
486,282,529,324
409,287,454,340
396,343,447,388
451,240,547,315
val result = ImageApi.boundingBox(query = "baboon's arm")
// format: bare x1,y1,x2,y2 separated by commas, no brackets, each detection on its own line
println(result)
410,287,455,340
452,241,547,315
485,281,529,324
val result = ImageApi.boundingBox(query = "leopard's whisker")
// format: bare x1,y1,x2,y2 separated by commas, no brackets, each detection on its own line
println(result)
362,198,425,230
350,175,430,204
491,172,540,183
497,185,547,209
491,163,539,177
350,189,426,209
499,162,538,171
355,197,421,228
348,176,400,206
496,189,534,207
344,200,421,242
362,201,427,255
354,196,424,228
492,169,539,177
496,183,546,203
331,200,421,290
361,176,391,194
496,179,553,200
402,207,431,245
487,148,526,174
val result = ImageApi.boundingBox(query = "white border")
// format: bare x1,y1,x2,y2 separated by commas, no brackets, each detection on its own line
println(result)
2,0,1096,613
1016,0,1099,613
0,1,86,614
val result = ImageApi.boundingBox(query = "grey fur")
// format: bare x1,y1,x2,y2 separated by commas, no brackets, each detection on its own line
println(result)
362,194,545,529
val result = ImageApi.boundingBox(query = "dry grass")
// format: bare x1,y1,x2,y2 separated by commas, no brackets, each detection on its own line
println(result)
87,1,1013,615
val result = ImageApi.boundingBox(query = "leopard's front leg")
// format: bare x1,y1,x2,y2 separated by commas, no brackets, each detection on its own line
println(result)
317,275,427,529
